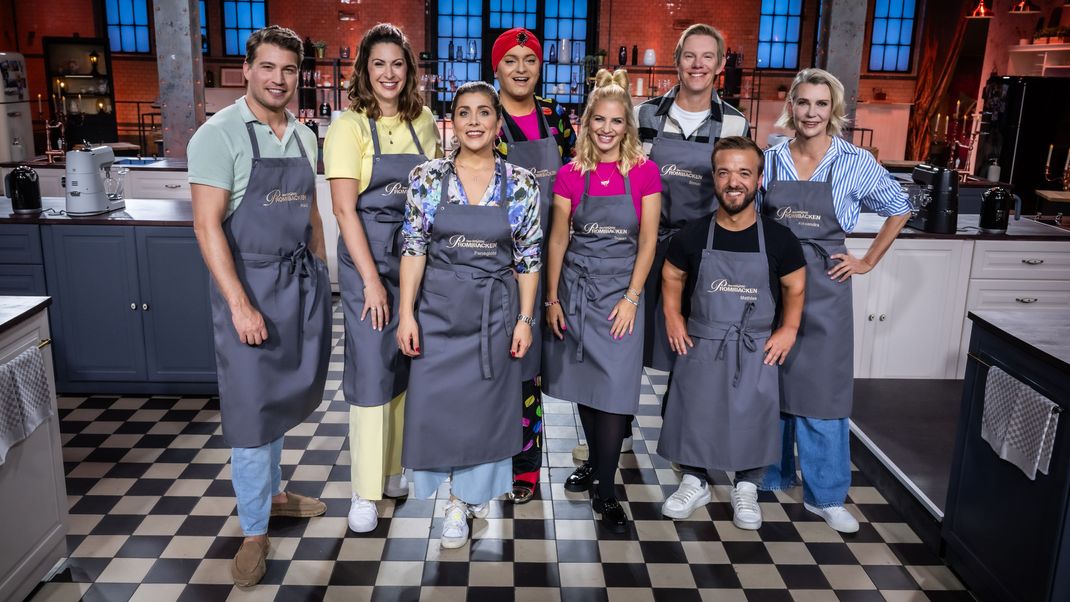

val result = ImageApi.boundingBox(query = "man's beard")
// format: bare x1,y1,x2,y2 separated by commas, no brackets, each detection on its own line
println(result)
717,189,756,215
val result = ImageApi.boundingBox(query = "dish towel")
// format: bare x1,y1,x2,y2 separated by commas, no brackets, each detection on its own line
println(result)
0,346,53,466
981,365,1061,480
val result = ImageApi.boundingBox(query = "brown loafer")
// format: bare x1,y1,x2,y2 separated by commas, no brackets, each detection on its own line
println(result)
270,491,327,518
231,536,270,587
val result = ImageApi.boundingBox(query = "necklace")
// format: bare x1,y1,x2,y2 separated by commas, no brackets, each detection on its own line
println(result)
596,164,616,187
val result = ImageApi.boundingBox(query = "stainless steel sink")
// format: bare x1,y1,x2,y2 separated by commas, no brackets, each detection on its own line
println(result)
113,158,161,166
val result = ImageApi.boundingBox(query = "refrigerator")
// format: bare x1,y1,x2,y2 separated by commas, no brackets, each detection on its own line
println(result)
0,52,34,163
974,75,1070,214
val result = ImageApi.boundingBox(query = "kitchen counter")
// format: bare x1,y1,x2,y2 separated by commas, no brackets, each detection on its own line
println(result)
0,295,51,336
850,213,1070,240
1,196,192,226
1,156,189,172
966,309,1070,373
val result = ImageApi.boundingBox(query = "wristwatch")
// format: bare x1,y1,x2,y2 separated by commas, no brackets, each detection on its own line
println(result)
516,313,536,326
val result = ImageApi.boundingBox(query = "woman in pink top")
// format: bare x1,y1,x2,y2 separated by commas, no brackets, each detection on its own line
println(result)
542,69,661,533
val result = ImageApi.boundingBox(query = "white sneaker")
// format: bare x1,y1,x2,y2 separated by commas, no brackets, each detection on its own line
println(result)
440,501,470,548
621,436,633,453
804,503,860,533
467,502,489,519
347,494,378,533
731,482,762,530
572,443,589,461
662,474,712,519
384,472,409,498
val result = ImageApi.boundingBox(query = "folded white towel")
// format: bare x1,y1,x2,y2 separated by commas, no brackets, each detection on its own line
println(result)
981,366,1060,480
0,362,24,465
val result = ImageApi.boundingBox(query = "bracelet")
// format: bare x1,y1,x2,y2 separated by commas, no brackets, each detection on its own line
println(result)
628,288,642,298
544,299,560,308
516,313,536,326
622,295,639,307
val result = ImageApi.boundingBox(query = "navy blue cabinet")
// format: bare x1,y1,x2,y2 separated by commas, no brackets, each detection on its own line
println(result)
41,224,216,394
0,224,46,295
135,227,216,382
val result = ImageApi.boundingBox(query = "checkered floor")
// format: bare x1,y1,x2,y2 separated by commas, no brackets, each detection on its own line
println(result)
29,303,972,601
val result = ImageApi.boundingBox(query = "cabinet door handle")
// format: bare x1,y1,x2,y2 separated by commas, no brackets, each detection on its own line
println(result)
142,303,150,311
867,314,875,321
37,338,52,349
1015,297,1038,304
130,302,137,310
879,314,887,321
1022,258,1044,265
163,184,182,189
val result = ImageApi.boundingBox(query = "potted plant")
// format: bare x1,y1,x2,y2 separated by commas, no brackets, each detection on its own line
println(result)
1057,27,1070,44
1017,28,1031,46
595,48,607,65
313,40,327,58
777,84,788,100
1035,28,1055,45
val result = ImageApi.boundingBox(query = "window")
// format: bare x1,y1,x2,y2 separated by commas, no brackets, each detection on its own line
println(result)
868,0,916,72
200,0,208,55
542,0,588,104
105,0,151,53
756,0,802,70
223,0,266,56
437,0,483,102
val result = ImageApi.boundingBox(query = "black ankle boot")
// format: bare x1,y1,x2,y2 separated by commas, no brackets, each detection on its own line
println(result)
565,462,596,492
595,497,628,533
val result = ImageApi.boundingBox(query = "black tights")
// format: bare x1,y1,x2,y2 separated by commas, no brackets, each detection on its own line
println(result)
577,404,630,500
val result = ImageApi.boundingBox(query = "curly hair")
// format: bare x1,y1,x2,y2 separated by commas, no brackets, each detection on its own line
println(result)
572,69,646,176
775,68,850,137
346,23,424,122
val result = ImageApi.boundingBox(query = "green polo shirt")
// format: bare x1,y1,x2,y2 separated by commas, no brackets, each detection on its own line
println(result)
187,96,318,216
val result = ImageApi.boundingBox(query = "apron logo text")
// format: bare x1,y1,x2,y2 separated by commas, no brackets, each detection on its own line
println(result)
385,182,409,195
660,164,704,183
447,234,498,251
264,189,309,206
580,222,630,238
532,168,554,179
709,279,759,301
775,206,823,224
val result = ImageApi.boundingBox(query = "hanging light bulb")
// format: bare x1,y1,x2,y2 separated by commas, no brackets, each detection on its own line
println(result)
967,0,993,18
1009,1,1040,13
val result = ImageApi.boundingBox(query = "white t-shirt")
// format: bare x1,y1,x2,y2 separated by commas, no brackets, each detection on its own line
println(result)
668,102,711,139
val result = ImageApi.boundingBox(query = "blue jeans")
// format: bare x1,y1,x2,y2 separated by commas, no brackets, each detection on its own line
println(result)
231,436,284,536
762,414,851,508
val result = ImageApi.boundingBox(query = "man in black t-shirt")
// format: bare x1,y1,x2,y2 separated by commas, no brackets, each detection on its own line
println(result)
659,136,806,525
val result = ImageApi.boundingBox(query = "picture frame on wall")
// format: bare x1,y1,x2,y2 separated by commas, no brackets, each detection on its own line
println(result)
219,67,245,87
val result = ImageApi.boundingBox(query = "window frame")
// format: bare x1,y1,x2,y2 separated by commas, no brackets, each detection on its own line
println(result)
221,0,269,57
100,0,155,55
755,0,805,72
864,0,919,76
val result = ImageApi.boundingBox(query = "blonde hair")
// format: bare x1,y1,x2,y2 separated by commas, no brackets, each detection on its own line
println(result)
673,23,726,68
775,68,850,137
573,69,645,176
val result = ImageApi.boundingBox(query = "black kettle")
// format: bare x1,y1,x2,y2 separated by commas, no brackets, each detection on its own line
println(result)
979,186,1020,235
4,165,42,215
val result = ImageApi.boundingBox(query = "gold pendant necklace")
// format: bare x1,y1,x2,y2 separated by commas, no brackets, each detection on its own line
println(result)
597,165,613,187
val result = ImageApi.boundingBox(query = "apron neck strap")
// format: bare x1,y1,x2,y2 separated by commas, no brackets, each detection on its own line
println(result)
497,159,509,213
442,158,509,210
768,152,778,183
706,210,765,252
245,121,308,160
369,117,426,157
501,104,550,144
705,214,718,249
582,163,633,198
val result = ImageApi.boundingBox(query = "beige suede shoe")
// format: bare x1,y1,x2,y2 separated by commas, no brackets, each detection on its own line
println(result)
270,491,327,518
231,537,270,587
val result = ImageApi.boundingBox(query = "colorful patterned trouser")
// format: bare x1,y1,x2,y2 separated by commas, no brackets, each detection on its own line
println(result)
512,378,543,483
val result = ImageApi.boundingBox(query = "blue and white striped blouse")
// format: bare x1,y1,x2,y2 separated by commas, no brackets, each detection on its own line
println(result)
761,136,911,233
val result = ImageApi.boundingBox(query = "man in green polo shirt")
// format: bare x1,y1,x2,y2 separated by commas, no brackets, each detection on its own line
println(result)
188,25,331,588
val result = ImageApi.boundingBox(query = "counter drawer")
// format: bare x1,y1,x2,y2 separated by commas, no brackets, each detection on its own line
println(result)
971,240,1070,280
0,224,42,264
128,172,191,200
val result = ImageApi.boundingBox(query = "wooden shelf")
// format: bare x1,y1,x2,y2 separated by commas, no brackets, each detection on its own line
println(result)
1007,43,1070,77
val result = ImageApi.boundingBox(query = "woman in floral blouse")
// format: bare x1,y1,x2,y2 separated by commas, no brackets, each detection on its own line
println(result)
397,81,542,549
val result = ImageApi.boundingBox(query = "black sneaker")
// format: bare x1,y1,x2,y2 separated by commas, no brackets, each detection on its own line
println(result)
595,497,628,534
564,462,596,492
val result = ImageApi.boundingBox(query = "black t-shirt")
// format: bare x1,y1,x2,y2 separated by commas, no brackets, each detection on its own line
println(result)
665,214,806,319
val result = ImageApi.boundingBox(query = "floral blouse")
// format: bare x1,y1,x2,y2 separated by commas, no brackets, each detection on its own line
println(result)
402,154,543,274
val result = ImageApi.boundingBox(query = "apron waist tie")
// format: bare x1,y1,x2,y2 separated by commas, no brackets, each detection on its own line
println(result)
562,261,630,363
799,239,838,270
432,263,514,381
714,302,759,388
238,243,323,320
374,214,405,256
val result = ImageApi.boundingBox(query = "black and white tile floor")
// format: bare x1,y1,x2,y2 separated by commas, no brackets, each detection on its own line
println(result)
29,305,971,601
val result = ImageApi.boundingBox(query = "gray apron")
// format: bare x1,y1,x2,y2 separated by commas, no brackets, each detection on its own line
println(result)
209,122,332,448
763,153,853,419
502,109,560,380
339,119,428,406
657,215,780,470
402,160,522,469
542,171,643,414
643,114,719,370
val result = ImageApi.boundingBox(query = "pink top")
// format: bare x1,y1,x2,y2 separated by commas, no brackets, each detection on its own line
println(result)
510,109,543,142
552,159,662,222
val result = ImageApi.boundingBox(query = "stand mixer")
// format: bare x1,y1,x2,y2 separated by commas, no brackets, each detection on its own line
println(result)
64,145,126,216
